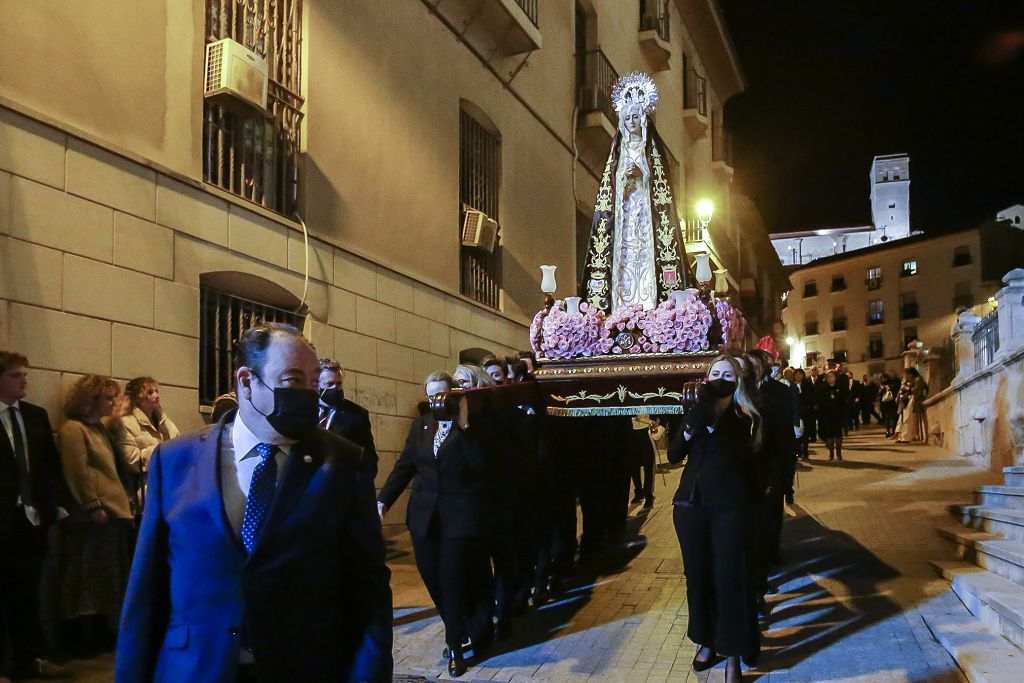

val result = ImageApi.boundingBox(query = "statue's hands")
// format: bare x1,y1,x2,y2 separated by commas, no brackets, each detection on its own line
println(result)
625,162,644,180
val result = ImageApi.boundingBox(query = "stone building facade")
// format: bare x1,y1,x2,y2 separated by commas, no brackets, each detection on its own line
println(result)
0,0,783,524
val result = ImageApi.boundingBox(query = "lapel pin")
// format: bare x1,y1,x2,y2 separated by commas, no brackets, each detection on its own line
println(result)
303,455,313,463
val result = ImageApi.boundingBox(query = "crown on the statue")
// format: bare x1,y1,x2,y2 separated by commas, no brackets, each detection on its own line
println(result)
611,72,659,116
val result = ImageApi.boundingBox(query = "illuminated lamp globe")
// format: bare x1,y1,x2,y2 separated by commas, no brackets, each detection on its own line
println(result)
695,199,714,228
785,337,795,346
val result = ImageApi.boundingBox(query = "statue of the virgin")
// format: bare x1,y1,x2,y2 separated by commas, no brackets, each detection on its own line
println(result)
579,72,689,315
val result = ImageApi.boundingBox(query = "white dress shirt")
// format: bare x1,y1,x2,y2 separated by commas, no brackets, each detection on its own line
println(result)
219,413,292,538
1,399,40,526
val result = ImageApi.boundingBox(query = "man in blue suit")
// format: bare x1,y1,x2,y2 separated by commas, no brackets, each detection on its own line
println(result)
116,323,392,682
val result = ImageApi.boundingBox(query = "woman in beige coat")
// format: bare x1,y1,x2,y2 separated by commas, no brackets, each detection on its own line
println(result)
115,376,179,513
58,375,134,653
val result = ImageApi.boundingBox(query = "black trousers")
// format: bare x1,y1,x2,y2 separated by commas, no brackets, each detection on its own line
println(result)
804,409,817,441
0,510,48,677
411,525,493,649
630,429,655,499
757,491,786,589
674,503,758,659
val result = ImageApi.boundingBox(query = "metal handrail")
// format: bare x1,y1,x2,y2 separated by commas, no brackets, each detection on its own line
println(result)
514,0,538,27
683,68,707,116
972,310,1000,371
640,0,670,42
577,48,620,124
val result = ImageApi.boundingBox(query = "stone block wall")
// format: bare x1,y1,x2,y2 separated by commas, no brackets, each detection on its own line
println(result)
0,106,527,526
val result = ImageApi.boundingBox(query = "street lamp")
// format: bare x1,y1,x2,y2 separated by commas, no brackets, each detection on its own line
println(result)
785,336,795,346
696,199,714,230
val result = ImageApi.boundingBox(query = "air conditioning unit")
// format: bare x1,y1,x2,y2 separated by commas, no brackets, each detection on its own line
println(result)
462,207,499,253
204,38,269,110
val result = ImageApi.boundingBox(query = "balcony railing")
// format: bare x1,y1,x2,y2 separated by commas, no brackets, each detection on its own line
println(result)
683,68,707,116
640,0,670,42
683,223,705,245
514,0,538,27
712,127,733,166
831,317,848,332
577,48,619,124
973,309,1000,371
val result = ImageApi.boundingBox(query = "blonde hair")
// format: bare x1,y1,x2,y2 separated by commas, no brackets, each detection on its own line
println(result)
709,354,762,450
453,364,495,389
64,375,120,421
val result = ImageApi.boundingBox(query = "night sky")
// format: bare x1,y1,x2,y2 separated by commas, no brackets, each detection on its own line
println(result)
718,1,1024,234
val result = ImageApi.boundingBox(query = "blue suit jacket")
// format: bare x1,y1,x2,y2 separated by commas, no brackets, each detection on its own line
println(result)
115,412,393,682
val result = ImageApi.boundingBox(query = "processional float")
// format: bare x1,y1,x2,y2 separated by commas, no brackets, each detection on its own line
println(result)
461,72,746,418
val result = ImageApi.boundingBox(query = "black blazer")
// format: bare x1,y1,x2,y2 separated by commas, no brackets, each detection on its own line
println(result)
325,399,378,476
0,400,67,531
668,406,759,507
377,415,489,539
758,379,798,491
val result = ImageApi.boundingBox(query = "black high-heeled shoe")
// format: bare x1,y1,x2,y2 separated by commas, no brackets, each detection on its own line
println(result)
448,646,466,677
692,646,724,673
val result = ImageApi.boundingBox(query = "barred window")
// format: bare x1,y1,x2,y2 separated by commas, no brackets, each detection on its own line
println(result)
199,287,305,406
203,0,303,217
459,108,502,309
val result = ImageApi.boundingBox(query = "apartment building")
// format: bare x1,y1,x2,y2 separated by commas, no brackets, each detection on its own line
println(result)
782,221,1024,376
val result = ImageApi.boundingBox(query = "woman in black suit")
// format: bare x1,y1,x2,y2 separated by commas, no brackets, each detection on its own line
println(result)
670,355,763,683
377,371,492,678
816,370,846,460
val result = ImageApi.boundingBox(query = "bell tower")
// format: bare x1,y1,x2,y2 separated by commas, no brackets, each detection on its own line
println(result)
870,154,910,239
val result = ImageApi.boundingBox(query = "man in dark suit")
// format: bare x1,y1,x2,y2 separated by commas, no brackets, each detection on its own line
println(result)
116,324,392,683
0,351,70,682
318,358,378,477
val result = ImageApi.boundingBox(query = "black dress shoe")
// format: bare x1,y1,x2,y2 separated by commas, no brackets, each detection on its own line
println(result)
630,493,645,504
494,617,513,641
448,648,467,677
643,495,655,509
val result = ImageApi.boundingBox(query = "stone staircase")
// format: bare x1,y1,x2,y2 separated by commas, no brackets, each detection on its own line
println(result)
929,466,1024,679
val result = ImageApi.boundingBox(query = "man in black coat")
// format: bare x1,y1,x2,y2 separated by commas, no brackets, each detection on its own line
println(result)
746,351,798,609
318,358,379,478
0,351,71,680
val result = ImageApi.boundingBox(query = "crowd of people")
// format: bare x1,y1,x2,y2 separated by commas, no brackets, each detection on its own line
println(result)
1,329,936,682
0,353,180,681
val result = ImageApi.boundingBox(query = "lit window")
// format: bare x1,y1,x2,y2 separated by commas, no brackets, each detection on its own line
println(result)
901,260,917,277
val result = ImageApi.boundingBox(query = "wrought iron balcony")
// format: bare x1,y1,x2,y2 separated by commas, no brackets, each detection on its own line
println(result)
683,68,709,136
712,125,734,179
575,48,619,166
639,0,671,70
514,0,538,26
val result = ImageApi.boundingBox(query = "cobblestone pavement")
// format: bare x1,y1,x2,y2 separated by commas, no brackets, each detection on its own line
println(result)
46,427,1001,682
391,427,1001,682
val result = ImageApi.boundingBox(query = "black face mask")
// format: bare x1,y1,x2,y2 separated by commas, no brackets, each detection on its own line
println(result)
320,387,344,408
250,376,319,440
707,378,737,398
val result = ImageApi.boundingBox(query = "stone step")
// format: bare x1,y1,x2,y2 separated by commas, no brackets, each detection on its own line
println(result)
977,486,1024,511
952,504,1024,543
919,585,1023,682
1005,466,1024,488
937,525,1024,588
930,560,1024,652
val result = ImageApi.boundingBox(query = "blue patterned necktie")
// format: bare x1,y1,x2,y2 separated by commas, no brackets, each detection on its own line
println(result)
241,443,279,554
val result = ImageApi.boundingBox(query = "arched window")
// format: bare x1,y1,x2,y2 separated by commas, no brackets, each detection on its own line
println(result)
198,272,306,405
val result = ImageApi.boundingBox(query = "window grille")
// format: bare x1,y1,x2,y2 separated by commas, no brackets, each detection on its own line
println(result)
203,0,304,217
199,288,305,405
683,59,707,115
459,110,502,309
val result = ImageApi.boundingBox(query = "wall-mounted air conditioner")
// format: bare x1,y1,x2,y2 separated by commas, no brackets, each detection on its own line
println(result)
462,207,499,253
204,38,268,110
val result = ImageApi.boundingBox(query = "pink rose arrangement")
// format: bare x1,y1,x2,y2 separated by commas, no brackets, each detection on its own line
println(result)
540,302,609,360
715,298,746,348
640,296,714,353
529,309,546,355
604,303,647,354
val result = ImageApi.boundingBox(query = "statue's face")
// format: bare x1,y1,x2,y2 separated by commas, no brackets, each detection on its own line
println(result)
622,107,643,134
